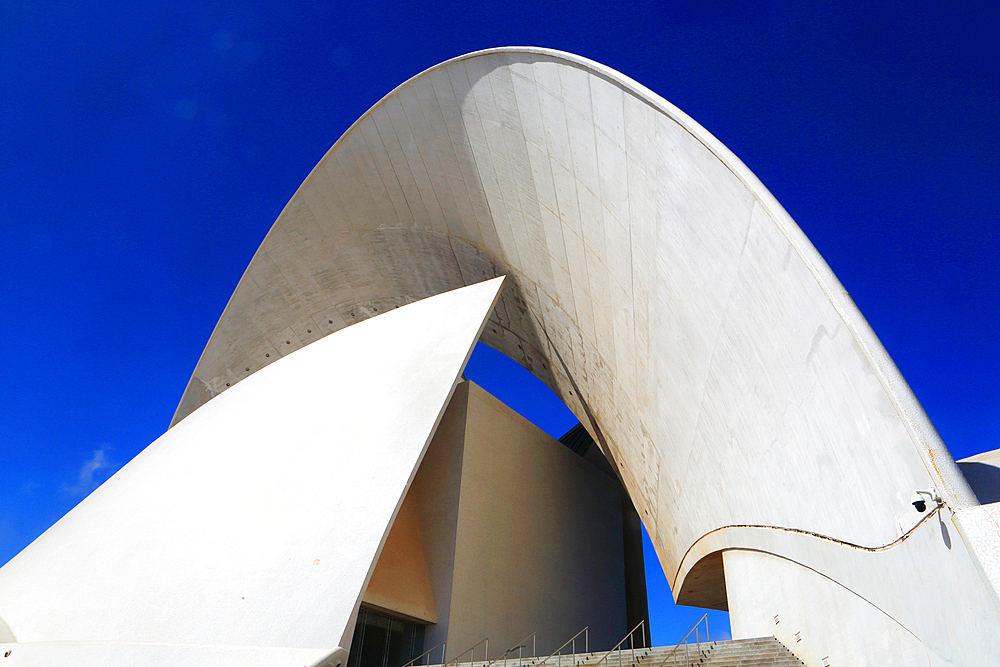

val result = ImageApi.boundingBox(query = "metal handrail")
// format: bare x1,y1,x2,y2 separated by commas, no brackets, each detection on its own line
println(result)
403,641,447,667
446,638,489,667
534,626,589,667
486,632,536,667
590,620,645,667
656,614,709,667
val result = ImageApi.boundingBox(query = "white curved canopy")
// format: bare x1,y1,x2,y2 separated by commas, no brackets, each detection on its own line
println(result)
3,48,997,667
168,48,998,662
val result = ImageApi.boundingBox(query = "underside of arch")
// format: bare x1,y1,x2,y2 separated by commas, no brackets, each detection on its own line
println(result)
163,47,997,664
675,552,727,611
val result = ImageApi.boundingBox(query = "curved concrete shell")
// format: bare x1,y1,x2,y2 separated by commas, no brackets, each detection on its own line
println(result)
169,49,999,664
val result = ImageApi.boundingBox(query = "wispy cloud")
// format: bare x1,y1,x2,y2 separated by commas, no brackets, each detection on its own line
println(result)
62,448,117,496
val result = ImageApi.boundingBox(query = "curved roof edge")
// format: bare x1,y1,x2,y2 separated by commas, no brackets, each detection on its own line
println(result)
174,47,978,596
171,47,973,514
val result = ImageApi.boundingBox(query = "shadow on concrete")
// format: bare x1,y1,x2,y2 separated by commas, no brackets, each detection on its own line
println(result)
958,461,1000,504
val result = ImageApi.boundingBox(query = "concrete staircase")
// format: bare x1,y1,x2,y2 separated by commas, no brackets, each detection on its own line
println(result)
428,637,804,667
684,638,806,665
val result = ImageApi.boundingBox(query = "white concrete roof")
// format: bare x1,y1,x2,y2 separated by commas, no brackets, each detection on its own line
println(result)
166,48,998,662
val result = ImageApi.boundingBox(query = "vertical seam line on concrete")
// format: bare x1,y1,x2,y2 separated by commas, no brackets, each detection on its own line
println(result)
462,65,514,273
400,87,447,229
361,117,408,227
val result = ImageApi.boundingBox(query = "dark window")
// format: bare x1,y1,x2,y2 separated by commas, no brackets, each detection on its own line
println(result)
347,607,426,667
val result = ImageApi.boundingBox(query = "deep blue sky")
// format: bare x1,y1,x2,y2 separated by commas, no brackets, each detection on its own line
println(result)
1,0,997,647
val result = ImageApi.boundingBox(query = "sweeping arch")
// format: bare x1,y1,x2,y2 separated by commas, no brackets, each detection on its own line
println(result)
170,48,996,662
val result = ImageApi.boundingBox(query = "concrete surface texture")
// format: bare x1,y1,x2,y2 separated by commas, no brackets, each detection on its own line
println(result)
165,48,998,664
0,278,504,665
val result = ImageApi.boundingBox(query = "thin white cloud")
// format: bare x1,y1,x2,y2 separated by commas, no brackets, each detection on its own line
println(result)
62,448,116,496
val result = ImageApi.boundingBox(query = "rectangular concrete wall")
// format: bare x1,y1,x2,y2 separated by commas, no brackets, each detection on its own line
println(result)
445,382,627,657
362,381,629,661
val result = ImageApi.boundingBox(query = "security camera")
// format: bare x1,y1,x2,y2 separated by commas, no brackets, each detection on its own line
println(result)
911,487,940,513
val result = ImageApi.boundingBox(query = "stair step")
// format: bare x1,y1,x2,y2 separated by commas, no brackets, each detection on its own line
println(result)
423,637,804,667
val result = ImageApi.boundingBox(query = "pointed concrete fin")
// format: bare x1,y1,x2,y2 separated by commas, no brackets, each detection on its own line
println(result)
0,277,505,656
